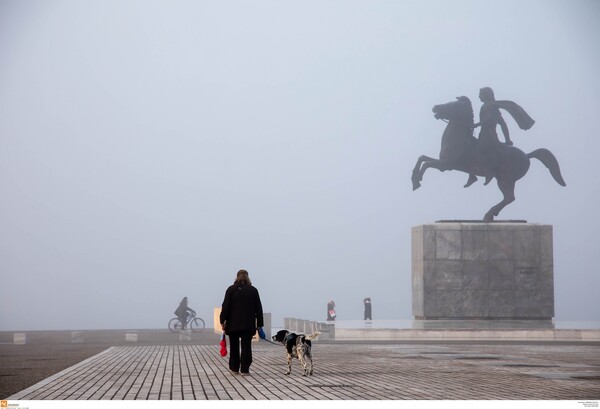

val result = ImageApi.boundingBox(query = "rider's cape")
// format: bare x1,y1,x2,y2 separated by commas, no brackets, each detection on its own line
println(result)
495,100,535,130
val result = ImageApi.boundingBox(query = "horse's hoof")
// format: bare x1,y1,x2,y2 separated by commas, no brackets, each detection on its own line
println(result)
464,175,477,188
483,213,494,222
412,180,421,191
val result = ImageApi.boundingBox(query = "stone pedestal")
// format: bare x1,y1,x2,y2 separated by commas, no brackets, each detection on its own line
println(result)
412,222,554,320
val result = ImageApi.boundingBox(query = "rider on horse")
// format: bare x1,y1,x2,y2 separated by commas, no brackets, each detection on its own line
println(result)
412,90,564,221
464,87,534,188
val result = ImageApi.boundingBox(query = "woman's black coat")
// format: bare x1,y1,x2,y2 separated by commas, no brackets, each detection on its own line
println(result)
220,282,264,334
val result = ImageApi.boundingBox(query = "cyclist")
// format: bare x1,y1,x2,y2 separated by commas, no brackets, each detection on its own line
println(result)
174,296,196,329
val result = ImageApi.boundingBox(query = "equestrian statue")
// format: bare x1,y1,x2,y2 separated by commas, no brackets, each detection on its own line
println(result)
411,87,566,222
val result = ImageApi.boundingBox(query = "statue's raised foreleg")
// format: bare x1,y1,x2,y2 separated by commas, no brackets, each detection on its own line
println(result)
412,155,437,190
412,157,455,191
483,178,516,222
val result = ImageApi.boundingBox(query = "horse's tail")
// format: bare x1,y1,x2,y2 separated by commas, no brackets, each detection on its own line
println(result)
527,148,566,187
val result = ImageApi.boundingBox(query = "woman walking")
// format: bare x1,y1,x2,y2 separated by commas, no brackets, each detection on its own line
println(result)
220,269,264,376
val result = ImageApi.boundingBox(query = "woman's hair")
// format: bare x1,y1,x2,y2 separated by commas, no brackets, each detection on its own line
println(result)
235,269,252,285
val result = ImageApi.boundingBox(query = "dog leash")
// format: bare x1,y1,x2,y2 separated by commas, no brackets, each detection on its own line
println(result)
258,328,279,345
259,338,279,345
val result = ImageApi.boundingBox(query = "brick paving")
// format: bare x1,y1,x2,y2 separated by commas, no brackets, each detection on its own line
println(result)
8,342,600,400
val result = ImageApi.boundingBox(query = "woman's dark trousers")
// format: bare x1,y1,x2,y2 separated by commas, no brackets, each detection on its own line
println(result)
228,331,254,373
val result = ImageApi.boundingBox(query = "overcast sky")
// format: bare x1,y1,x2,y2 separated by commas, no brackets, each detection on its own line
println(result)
1,0,599,331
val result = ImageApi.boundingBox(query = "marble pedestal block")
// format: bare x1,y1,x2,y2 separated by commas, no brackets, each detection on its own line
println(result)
412,222,554,320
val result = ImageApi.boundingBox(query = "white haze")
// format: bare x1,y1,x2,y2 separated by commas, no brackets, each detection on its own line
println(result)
1,0,599,330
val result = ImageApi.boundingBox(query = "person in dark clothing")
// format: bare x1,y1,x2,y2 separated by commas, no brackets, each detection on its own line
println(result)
219,269,264,376
363,297,372,320
327,300,336,321
174,297,195,329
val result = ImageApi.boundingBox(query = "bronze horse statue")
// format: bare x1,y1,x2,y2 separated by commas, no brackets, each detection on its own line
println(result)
411,96,566,221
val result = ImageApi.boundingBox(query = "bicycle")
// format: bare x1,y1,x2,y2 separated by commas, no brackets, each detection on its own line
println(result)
168,311,205,333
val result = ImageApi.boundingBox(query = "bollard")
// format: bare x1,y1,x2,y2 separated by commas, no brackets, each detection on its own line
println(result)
302,320,310,334
179,329,192,342
125,331,138,342
71,331,83,343
263,313,271,339
315,322,335,341
253,313,271,342
13,333,26,345
214,307,222,334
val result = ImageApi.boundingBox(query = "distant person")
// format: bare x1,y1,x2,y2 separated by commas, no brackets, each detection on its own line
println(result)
327,300,336,321
220,269,264,376
174,296,195,329
363,297,372,320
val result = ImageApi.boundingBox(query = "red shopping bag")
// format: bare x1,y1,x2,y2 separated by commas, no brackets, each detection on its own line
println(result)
219,333,227,357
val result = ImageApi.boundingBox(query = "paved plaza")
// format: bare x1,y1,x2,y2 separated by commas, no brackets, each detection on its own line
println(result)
8,341,600,400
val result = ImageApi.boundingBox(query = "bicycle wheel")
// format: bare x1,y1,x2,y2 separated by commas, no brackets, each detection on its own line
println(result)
190,317,205,333
168,318,183,333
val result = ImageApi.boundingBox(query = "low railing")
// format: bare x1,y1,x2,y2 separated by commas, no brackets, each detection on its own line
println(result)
283,318,335,340
281,318,600,342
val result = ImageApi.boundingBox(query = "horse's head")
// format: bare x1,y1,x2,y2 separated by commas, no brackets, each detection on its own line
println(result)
432,96,474,126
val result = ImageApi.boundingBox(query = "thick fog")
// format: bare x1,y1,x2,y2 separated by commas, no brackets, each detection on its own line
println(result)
1,0,599,331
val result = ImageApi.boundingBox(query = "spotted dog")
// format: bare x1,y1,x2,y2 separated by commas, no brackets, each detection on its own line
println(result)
272,330,321,376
